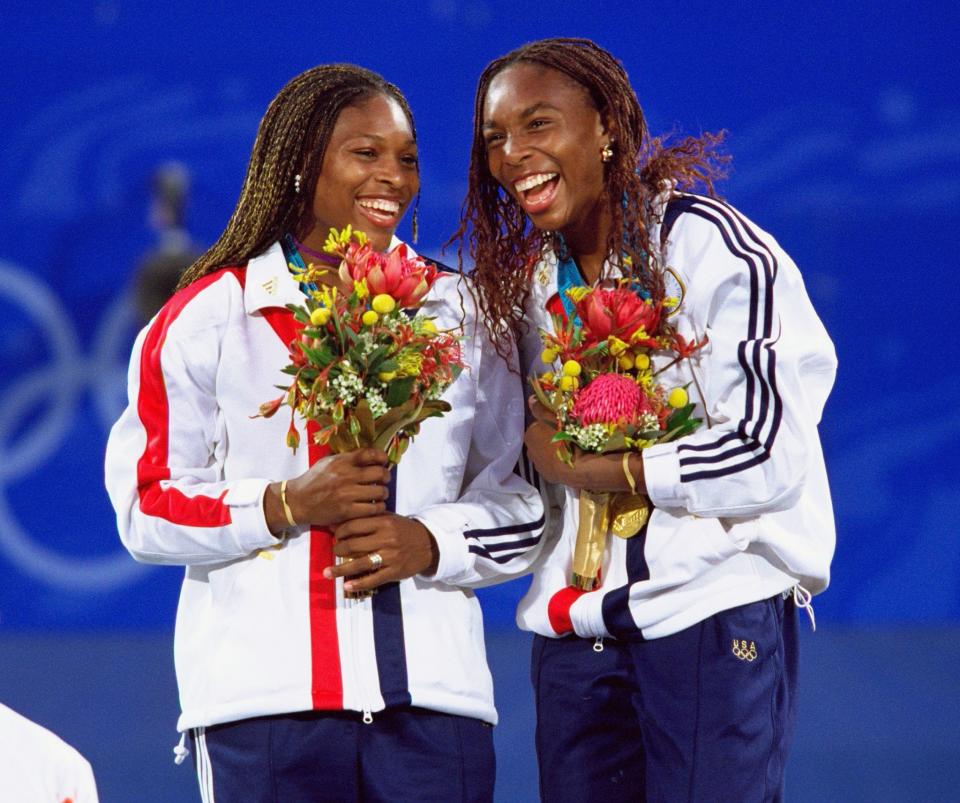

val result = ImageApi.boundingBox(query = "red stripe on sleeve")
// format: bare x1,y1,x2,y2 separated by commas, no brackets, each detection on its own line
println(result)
262,305,344,711
136,268,244,527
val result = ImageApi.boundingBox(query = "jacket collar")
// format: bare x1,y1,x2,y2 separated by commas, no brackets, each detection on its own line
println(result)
244,242,304,314
244,236,411,315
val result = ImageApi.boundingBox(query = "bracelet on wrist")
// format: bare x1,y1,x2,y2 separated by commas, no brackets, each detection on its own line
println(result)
280,479,297,527
621,452,638,495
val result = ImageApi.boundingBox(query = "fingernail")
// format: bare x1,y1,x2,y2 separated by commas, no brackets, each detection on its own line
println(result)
322,568,333,579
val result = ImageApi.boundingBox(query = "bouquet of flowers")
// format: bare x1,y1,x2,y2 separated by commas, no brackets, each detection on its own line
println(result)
530,281,706,590
258,226,463,464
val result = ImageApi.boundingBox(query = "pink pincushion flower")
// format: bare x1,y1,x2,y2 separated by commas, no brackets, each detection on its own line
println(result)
571,373,652,426
339,242,438,307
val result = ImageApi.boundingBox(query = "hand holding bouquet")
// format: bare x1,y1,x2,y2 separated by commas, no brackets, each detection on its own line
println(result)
530,281,706,590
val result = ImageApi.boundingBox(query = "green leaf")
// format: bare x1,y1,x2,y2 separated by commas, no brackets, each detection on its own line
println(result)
288,304,310,324
385,376,415,407
551,431,576,443
599,431,627,452
300,342,335,367
528,374,559,414
364,345,390,372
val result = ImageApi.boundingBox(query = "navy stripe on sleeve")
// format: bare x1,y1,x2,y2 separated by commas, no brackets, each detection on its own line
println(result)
668,196,784,482
463,512,546,565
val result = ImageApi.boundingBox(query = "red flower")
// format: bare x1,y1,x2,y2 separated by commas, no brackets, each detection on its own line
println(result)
575,287,661,343
338,242,438,307
672,331,709,359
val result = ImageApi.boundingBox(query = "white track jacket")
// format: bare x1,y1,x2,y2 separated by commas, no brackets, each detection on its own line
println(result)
516,193,837,641
105,241,544,730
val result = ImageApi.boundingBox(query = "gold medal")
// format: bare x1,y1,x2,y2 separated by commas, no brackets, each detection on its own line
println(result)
610,494,649,539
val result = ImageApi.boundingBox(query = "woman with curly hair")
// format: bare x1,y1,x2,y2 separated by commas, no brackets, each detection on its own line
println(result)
455,38,837,802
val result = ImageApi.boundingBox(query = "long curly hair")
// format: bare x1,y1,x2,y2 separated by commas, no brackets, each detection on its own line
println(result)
451,38,729,356
176,64,416,291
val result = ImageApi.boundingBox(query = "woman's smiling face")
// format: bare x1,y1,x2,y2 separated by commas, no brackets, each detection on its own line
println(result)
307,92,419,253
482,62,611,245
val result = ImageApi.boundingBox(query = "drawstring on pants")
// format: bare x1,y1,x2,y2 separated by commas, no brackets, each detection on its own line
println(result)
173,731,189,765
785,584,816,631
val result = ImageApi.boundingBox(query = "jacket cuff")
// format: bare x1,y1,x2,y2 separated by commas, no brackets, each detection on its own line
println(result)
410,505,472,585
547,587,587,635
224,479,282,552
642,443,684,510
569,591,611,639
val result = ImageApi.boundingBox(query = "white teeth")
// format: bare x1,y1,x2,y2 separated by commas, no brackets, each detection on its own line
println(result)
358,199,400,214
514,173,558,193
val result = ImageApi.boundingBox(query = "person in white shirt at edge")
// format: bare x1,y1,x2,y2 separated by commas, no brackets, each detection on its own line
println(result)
453,38,837,803
0,702,99,802
105,64,544,803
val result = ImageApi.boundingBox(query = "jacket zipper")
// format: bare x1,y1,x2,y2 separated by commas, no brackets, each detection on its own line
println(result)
347,594,375,723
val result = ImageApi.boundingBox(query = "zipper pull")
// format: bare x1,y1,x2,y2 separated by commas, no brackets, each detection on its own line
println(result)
593,636,605,653
362,710,373,724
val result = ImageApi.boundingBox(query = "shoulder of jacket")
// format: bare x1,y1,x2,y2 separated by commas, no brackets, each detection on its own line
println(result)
156,266,246,337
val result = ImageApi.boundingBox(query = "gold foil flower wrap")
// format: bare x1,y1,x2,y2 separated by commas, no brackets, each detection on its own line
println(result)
571,491,650,590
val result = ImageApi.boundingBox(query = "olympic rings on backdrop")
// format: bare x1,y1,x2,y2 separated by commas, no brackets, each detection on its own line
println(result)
0,259,146,591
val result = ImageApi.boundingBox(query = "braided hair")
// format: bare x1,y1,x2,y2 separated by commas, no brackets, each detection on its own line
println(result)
177,64,416,290
452,37,728,356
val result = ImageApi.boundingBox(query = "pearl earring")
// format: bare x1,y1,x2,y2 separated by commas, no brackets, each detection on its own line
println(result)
601,144,614,163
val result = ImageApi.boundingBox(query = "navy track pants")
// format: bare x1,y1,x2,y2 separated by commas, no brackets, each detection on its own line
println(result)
532,595,799,803
190,706,495,802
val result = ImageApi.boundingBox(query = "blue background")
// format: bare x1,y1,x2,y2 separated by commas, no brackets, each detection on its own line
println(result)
0,2,957,801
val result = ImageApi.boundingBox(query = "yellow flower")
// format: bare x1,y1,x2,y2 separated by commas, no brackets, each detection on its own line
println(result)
539,371,555,384
372,294,397,314
559,375,579,392
607,336,629,356
309,307,331,326
540,347,559,364
362,310,379,326
378,371,397,382
561,359,582,377
353,279,369,300
629,327,649,343
565,286,590,303
420,318,437,334
634,353,651,370
618,354,635,371
397,351,424,377
667,387,688,408
313,285,337,309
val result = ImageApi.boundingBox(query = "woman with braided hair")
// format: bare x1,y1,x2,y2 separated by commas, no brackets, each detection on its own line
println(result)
106,64,544,801
455,38,837,801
